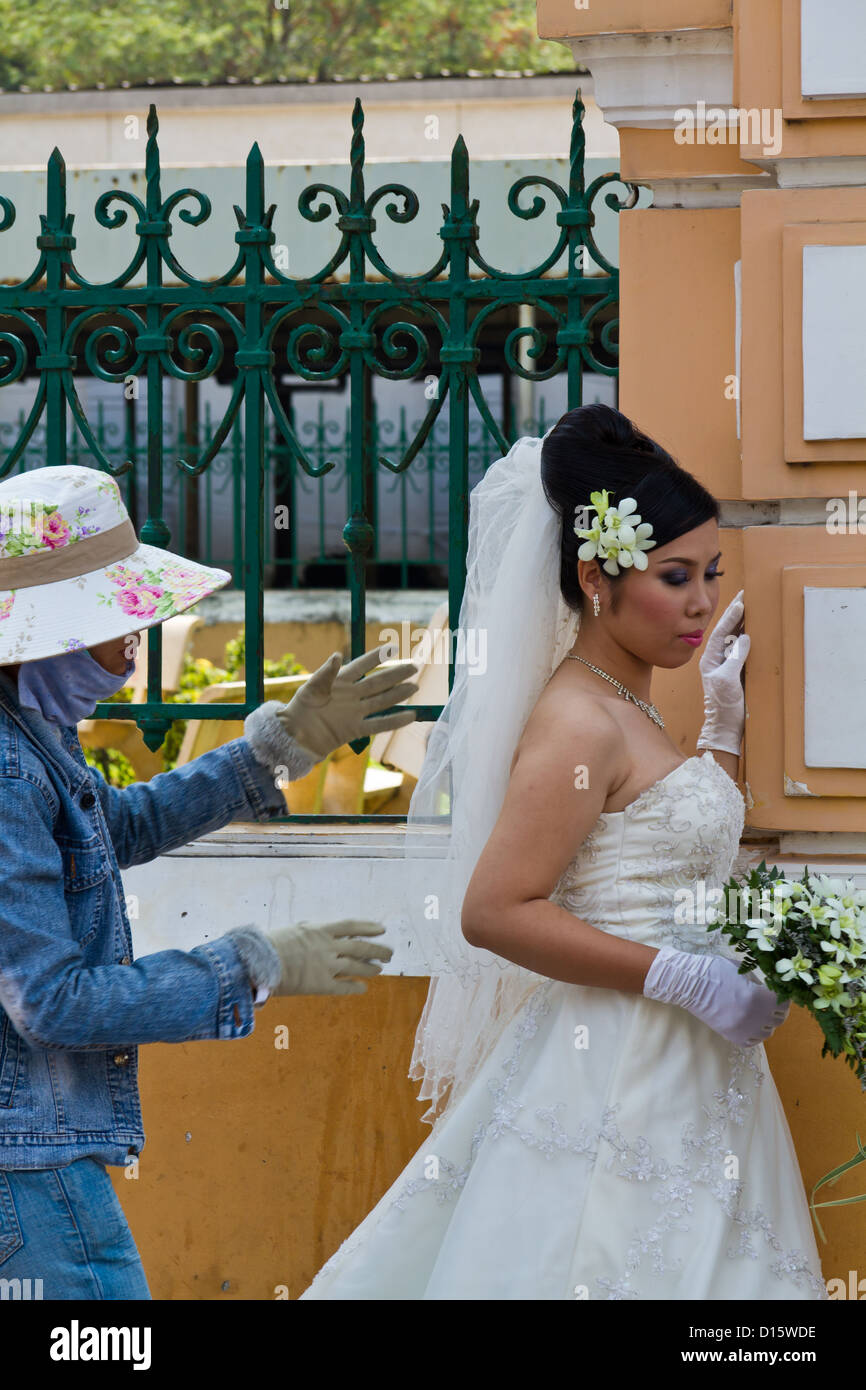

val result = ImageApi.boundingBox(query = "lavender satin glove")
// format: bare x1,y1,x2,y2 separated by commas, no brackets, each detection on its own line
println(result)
643,945,789,1047
695,589,750,758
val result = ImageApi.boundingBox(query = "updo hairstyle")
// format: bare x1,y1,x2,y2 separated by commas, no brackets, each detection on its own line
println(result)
540,403,719,616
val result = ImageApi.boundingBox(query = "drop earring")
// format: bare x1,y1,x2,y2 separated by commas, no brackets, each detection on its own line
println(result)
592,592,600,618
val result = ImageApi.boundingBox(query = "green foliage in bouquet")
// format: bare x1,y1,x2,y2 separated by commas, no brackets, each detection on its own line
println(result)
707,859,866,1088
81,627,306,780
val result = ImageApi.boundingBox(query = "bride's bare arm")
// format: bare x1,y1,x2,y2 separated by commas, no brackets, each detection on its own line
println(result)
702,746,739,783
461,705,659,993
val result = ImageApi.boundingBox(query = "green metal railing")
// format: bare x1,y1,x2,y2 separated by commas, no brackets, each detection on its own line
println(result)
0,87,636,820
0,399,568,585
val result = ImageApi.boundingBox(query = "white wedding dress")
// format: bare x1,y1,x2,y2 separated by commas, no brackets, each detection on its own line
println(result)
300,751,827,1300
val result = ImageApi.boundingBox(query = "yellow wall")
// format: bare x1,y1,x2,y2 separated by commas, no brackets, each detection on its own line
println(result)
110,978,431,1299
191,618,413,676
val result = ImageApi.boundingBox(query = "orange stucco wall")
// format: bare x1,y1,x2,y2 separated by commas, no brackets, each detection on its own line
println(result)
738,0,866,151
619,207,742,497
537,0,732,39
109,978,432,1298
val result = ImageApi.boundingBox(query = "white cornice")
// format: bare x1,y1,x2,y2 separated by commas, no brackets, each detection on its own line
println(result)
645,174,775,207
563,28,733,129
745,154,866,187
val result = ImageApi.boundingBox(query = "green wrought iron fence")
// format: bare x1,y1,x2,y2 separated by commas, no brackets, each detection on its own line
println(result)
0,88,636,821
0,397,571,586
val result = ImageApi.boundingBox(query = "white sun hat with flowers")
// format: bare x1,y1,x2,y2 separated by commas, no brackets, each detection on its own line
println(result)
0,465,231,664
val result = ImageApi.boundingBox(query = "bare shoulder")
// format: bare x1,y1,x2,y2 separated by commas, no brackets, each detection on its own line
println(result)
463,677,626,934
510,680,625,788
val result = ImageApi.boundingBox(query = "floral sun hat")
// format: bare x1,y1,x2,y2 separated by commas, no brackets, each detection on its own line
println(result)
0,465,231,664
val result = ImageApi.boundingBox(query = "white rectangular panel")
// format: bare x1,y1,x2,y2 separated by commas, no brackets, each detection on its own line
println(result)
803,586,866,768
801,0,866,98
802,244,866,440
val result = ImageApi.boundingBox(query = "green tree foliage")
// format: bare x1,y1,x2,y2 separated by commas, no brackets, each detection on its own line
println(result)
0,0,573,91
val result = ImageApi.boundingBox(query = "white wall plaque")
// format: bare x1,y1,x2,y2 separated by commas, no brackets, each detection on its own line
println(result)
801,0,866,99
802,244,866,440
803,586,866,768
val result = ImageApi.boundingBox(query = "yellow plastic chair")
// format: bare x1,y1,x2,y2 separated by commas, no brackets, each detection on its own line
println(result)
172,674,329,813
124,615,205,703
368,601,449,780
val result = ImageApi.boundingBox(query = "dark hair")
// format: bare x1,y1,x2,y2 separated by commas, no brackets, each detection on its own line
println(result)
540,403,720,615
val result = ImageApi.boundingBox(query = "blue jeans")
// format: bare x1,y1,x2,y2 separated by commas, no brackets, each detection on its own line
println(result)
0,1158,151,1299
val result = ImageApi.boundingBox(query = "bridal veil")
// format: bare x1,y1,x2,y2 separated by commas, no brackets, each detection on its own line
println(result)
402,431,580,1123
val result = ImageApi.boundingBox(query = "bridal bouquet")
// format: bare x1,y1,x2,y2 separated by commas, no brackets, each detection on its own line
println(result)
706,860,866,1088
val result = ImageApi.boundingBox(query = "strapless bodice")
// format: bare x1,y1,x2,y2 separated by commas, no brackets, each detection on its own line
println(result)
549,751,746,957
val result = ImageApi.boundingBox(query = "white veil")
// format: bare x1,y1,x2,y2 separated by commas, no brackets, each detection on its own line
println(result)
402,431,580,1125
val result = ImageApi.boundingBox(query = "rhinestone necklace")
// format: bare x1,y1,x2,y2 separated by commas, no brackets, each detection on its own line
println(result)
565,654,665,730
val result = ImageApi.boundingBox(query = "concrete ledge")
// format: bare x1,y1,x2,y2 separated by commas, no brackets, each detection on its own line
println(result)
0,73,591,116
161,820,449,859
196,587,447,626
121,824,450,976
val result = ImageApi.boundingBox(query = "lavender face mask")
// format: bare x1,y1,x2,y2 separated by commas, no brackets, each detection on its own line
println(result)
17,646,136,725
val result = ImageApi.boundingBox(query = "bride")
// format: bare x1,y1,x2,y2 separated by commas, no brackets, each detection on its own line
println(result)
300,403,827,1301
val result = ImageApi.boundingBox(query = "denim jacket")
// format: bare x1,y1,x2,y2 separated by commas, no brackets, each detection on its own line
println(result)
0,667,298,1170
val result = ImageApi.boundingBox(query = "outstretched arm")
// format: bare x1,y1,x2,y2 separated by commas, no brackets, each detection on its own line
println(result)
88,643,419,869
86,735,303,869
0,773,257,1049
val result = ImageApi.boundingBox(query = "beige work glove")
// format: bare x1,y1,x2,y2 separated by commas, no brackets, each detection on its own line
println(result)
243,644,419,777
278,645,419,760
227,920,392,997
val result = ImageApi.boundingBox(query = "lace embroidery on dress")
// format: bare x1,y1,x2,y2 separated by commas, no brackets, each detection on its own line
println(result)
314,979,826,1299
556,756,745,961
548,825,610,926
550,753,745,960
592,1039,828,1301
621,758,744,957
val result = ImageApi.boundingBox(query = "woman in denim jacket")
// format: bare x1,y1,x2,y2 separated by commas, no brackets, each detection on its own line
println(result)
0,464,418,1299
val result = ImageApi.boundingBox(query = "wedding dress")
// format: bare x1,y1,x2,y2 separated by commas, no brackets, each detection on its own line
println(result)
299,749,827,1300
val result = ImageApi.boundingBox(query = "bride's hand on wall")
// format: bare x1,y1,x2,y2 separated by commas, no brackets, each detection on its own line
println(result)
695,588,750,758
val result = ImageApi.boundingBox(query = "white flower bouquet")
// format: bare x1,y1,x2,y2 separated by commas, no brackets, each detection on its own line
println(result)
706,860,866,1089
